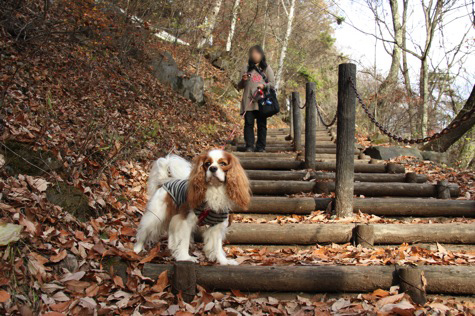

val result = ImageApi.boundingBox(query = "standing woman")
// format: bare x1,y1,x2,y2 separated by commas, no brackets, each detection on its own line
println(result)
237,45,275,152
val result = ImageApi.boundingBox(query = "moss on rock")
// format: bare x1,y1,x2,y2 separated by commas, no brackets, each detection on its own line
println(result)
102,256,128,284
2,141,63,176
46,182,94,222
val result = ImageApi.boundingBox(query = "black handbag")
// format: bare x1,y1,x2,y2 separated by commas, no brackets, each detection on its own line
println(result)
254,67,280,118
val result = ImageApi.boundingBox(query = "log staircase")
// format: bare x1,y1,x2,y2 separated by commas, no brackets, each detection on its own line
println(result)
144,126,475,300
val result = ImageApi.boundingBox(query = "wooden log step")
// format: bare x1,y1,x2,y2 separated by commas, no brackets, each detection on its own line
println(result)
235,136,333,146
234,152,298,159
142,264,475,295
266,131,330,136
247,196,475,217
240,159,300,170
269,130,330,134
225,223,475,244
234,150,358,159
228,142,336,152
251,180,314,195
231,145,337,152
268,127,328,131
313,181,460,197
241,293,475,303
268,132,331,138
251,137,335,143
246,170,311,181
235,147,356,154
240,160,404,172
246,157,370,164
250,180,456,197
237,214,472,225
265,134,330,138
267,130,329,135
235,139,335,145
234,152,369,161
266,128,329,134
246,170,427,182
224,243,475,253
235,138,334,144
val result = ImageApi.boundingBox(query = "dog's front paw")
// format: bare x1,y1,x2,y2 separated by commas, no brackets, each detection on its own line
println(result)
176,255,199,263
219,258,239,266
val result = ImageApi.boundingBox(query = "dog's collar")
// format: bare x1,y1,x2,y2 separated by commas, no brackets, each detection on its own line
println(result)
194,206,229,227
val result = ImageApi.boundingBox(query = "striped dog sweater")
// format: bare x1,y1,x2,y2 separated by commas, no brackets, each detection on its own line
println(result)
162,179,229,226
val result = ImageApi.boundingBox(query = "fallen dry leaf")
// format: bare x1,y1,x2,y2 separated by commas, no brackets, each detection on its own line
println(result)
0,222,22,246
151,270,169,293
0,290,11,303
50,250,68,263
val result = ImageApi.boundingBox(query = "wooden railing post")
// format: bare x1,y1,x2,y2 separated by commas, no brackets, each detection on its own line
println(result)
436,180,451,199
304,82,316,169
286,95,294,141
172,261,196,302
335,63,356,217
353,224,374,248
292,92,302,151
395,267,427,305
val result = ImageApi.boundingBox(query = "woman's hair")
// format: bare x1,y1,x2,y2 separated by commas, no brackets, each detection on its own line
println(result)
247,45,268,71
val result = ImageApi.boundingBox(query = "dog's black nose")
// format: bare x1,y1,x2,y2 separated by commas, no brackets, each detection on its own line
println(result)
209,166,218,173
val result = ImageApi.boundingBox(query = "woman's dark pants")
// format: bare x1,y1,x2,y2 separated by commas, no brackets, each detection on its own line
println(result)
244,110,267,150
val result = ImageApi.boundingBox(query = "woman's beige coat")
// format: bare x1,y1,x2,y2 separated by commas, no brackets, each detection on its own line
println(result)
237,65,275,115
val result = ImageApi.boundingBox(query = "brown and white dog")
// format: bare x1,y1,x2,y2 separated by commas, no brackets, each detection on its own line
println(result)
134,149,250,265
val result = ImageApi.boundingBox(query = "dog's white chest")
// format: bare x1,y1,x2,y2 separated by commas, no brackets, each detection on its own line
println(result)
204,185,233,212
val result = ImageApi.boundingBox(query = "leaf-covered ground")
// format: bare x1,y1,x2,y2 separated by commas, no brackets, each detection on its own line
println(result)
1,0,475,314
395,156,475,200
1,169,475,314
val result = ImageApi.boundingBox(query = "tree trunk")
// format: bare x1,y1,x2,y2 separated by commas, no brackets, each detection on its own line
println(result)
419,0,444,137
379,0,402,91
419,56,430,137
262,0,268,50
401,0,416,135
401,0,412,96
275,0,296,91
225,0,240,52
197,0,223,49
422,84,475,152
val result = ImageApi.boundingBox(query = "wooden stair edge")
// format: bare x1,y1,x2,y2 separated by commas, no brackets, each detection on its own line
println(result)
142,264,475,295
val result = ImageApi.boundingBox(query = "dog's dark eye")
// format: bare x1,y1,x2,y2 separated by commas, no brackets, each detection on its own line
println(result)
219,162,227,166
204,162,211,168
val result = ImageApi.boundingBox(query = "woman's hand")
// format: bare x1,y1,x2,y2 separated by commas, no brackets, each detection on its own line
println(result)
242,73,249,81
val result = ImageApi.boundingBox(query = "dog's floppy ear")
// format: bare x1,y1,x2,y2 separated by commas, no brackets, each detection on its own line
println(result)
187,153,207,209
225,152,251,210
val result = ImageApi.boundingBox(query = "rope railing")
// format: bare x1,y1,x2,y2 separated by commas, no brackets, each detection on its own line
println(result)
349,76,475,144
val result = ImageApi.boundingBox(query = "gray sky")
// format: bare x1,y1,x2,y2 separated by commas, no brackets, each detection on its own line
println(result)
332,0,474,98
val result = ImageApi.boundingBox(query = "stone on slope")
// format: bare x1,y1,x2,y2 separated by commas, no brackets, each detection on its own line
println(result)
364,146,423,160
421,151,448,164
151,52,204,104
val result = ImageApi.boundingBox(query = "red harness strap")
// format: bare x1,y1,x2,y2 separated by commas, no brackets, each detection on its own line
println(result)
197,209,211,226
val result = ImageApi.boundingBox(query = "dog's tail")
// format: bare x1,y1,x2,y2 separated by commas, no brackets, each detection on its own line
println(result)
147,154,191,197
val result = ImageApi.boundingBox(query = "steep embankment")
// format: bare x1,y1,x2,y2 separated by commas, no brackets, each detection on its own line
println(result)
0,1,245,313
1,0,244,210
